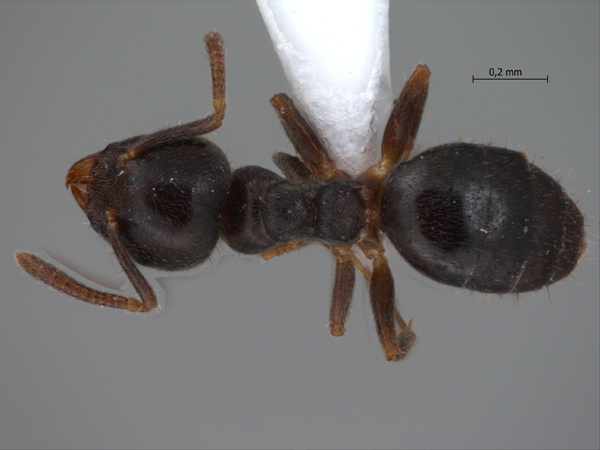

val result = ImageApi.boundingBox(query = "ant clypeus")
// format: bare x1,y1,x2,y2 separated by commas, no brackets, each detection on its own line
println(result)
16,32,586,362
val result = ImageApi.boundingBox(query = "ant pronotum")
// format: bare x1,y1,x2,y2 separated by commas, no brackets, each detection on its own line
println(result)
15,32,586,362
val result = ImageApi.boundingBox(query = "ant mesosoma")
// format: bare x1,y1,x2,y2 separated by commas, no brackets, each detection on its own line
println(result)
15,32,586,362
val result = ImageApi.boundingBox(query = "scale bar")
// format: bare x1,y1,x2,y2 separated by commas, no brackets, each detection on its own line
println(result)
472,75,549,83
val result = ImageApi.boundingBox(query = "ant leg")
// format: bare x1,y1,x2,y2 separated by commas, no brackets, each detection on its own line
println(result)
328,245,356,337
382,64,430,166
261,241,309,260
361,239,416,361
348,250,372,281
105,210,158,311
395,309,416,358
369,254,402,360
124,32,226,160
272,152,314,182
347,244,416,350
15,252,150,312
270,93,345,180
362,64,430,188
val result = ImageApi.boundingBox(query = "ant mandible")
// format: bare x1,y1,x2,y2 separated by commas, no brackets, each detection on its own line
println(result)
16,32,586,362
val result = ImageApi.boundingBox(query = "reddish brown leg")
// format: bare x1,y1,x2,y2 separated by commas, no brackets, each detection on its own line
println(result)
270,93,346,180
124,32,227,161
360,238,416,361
361,64,430,189
261,241,309,260
369,254,402,360
395,309,416,358
105,210,157,311
272,152,315,182
328,245,356,337
381,64,430,165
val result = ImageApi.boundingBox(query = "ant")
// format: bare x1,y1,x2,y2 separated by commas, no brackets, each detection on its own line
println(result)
16,32,586,362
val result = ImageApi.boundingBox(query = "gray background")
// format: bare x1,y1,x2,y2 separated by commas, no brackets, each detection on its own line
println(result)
1,2,598,449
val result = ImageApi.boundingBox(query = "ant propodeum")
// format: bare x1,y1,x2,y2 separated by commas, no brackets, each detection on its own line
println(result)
15,32,586,361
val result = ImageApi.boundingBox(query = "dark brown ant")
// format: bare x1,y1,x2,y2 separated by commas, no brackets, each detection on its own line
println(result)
15,33,586,362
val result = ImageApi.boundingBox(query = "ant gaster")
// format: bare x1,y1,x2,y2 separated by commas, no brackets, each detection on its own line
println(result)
16,32,586,362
